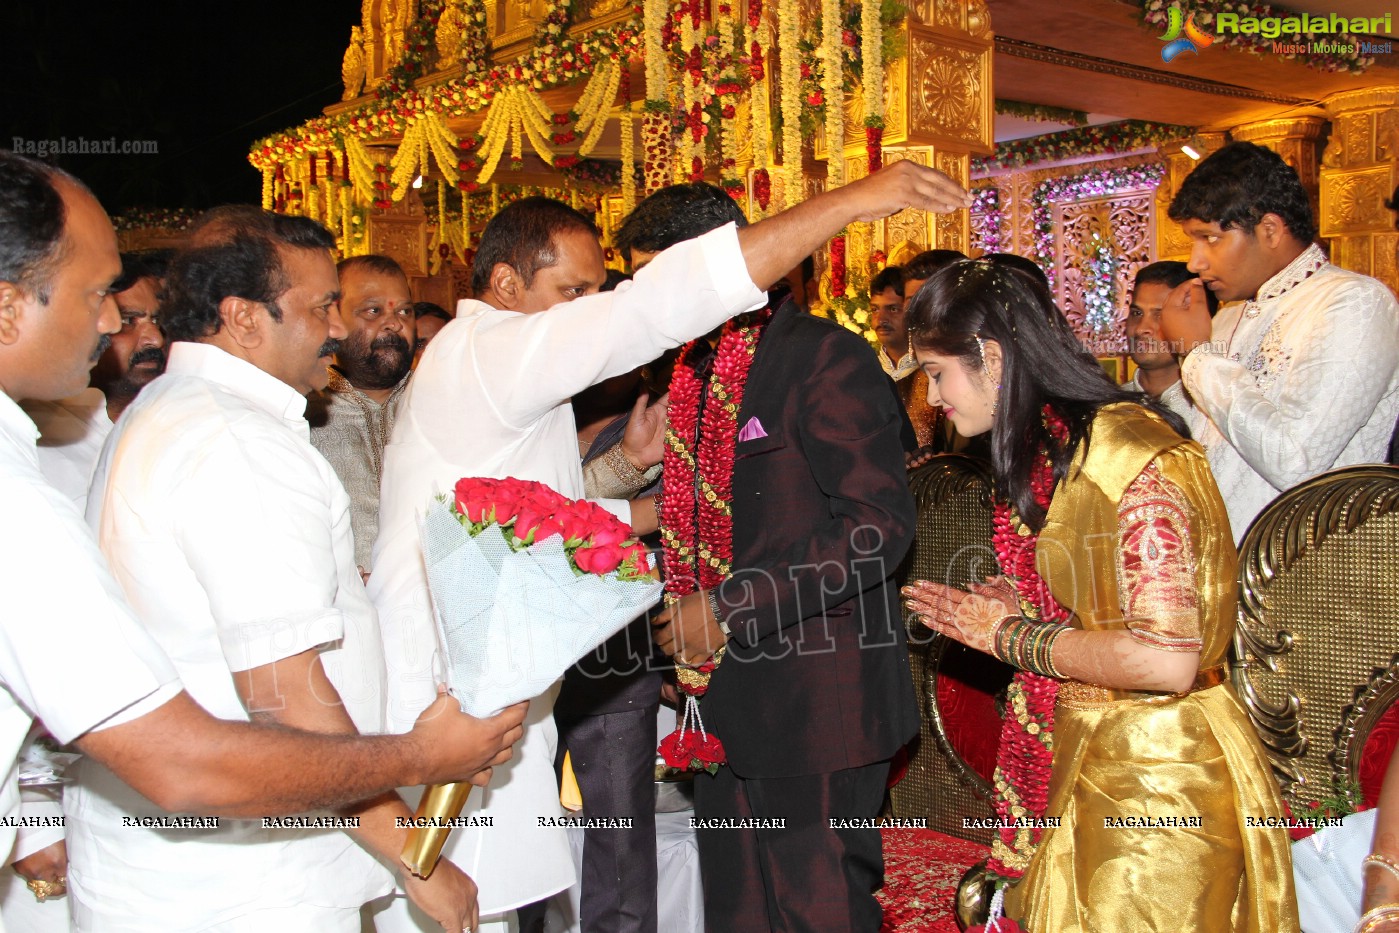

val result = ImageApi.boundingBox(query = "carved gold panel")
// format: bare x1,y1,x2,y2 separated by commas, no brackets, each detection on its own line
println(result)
1321,166,1393,237
1343,114,1373,168
1333,237,1372,277
1378,109,1399,164
908,40,990,149
450,262,474,304
369,217,428,276
882,148,934,254
1373,234,1399,298
934,151,969,252
494,0,544,51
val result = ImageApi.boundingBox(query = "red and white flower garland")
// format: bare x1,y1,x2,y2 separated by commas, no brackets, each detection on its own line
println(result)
984,411,1069,887
657,310,771,773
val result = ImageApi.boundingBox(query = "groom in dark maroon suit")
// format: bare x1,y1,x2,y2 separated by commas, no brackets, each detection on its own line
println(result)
638,184,920,933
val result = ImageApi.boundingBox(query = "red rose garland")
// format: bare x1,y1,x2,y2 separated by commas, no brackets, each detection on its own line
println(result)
657,310,771,773
984,410,1069,887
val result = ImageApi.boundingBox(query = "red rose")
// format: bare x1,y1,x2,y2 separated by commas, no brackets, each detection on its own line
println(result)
621,543,651,576
588,520,631,547
691,732,725,764
574,542,628,575
556,504,595,543
453,477,497,522
658,730,695,769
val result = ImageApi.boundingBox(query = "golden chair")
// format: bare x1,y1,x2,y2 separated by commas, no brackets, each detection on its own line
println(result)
1232,465,1399,811
890,454,1008,842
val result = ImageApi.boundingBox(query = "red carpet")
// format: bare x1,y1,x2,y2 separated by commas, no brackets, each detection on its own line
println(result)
878,828,989,932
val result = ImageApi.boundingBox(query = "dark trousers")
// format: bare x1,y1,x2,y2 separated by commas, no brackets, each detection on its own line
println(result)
693,761,889,933
550,706,660,933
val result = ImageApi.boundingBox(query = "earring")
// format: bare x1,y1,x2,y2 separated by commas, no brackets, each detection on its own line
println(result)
975,334,1001,416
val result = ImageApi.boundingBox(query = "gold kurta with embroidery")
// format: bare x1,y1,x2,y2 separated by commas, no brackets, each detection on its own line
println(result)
1005,403,1298,933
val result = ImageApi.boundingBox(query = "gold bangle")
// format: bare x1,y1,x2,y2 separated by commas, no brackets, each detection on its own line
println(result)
1367,854,1399,884
1355,904,1399,933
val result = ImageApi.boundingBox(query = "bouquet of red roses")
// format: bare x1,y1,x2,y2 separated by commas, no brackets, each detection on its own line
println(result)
403,476,662,878
425,476,660,717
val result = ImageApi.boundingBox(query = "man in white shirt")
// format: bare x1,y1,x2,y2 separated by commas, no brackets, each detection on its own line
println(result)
369,162,972,931
0,151,525,933
81,207,495,932
9,249,171,933
19,249,168,510
1160,142,1399,540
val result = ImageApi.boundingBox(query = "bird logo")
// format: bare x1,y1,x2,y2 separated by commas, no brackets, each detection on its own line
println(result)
1158,6,1215,62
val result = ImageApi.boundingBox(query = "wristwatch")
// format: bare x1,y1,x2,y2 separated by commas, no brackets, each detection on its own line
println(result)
707,590,732,639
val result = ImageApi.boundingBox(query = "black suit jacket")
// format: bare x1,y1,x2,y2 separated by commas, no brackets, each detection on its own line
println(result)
705,302,920,779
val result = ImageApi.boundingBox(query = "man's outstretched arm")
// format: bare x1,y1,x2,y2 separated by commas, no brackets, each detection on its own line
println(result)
76,690,527,818
735,160,971,290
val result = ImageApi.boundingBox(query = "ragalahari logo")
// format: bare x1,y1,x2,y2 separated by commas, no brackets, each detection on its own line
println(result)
1158,6,1216,62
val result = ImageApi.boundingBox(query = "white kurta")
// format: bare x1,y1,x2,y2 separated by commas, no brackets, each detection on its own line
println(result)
369,223,765,914
0,393,182,933
70,343,393,931
1169,245,1399,541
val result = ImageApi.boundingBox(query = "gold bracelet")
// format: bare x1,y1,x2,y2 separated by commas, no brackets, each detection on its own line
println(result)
1355,904,1399,933
1367,854,1399,884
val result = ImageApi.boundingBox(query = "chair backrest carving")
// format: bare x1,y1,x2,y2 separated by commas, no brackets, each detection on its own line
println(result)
892,454,1007,839
1232,465,1399,810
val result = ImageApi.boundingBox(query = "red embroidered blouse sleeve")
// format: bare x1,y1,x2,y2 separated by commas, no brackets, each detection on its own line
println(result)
1114,462,1203,652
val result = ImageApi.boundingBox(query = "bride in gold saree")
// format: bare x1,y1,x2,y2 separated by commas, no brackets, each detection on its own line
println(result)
901,259,1298,933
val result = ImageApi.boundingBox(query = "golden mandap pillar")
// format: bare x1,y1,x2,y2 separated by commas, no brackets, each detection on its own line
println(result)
1153,132,1228,264
820,0,994,269
1320,87,1399,293
1228,114,1327,215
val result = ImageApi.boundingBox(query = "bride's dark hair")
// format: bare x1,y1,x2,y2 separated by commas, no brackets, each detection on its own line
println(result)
907,259,1188,531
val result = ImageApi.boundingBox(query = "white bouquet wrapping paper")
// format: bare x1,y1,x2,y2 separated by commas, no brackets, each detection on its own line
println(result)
420,498,664,717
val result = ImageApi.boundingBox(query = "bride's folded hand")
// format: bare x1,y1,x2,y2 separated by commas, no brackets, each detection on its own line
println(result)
901,580,1013,655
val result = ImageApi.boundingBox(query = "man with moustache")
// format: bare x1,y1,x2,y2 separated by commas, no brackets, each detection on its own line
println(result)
1122,261,1196,403
868,264,938,455
309,254,415,573
20,249,169,509
371,162,972,933
0,151,524,932
79,208,495,932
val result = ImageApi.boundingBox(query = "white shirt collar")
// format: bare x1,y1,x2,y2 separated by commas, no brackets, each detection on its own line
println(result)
166,342,308,423
1250,243,1330,308
0,391,40,449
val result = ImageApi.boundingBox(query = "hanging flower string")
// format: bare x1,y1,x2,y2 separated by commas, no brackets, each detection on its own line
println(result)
746,0,771,214
658,309,771,773
819,0,845,188
860,0,884,171
776,0,802,208
829,231,847,298
619,67,637,213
